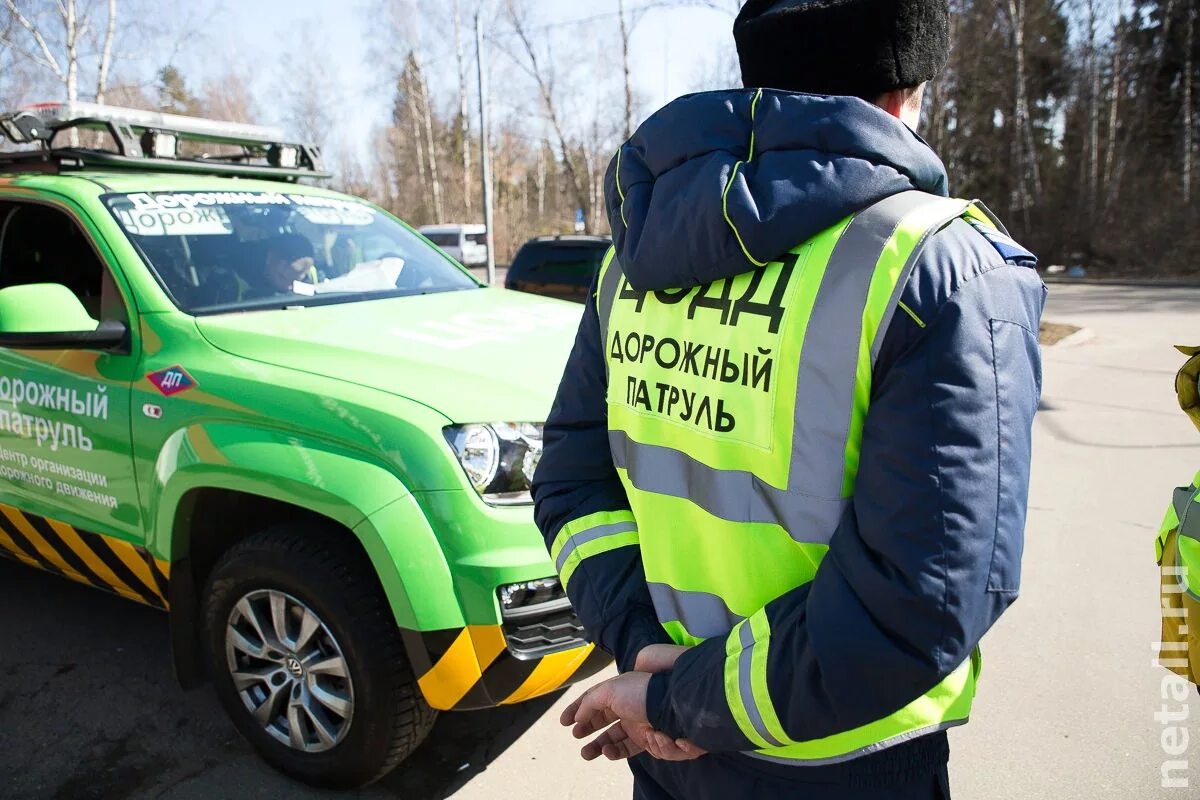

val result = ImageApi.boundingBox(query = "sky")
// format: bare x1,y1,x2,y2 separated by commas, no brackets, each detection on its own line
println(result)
14,0,1120,167
154,1,741,164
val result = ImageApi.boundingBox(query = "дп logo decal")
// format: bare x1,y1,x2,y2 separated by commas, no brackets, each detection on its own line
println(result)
147,366,197,397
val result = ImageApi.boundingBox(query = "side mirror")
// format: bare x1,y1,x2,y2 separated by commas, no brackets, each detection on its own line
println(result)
0,283,128,352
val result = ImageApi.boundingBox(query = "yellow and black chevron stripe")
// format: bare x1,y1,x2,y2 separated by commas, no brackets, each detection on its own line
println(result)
402,625,612,711
0,503,169,609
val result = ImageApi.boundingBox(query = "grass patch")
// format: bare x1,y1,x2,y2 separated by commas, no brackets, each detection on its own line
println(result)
1039,321,1081,346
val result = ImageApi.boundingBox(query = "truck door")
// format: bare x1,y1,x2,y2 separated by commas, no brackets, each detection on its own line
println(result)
0,198,159,603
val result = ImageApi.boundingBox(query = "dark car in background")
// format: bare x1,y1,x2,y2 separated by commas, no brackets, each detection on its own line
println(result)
504,235,611,302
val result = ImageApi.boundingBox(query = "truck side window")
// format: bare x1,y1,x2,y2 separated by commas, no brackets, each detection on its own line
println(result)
0,201,127,326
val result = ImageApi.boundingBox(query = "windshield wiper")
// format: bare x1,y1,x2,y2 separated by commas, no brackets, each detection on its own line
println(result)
189,285,477,316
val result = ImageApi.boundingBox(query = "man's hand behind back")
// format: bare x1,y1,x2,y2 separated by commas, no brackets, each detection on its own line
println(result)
633,644,689,673
560,644,706,762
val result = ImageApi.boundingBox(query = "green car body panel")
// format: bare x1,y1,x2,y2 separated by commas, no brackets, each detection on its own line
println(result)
0,170,610,711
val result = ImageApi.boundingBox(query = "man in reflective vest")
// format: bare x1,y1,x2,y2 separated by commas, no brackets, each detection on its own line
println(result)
533,1,1046,797
1156,346,1200,688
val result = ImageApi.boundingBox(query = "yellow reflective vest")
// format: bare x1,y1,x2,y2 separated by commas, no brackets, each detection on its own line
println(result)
554,191,996,764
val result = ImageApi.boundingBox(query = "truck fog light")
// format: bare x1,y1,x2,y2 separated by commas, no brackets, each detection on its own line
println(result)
498,578,569,621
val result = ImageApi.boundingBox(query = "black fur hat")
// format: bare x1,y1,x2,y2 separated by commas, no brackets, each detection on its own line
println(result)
733,0,951,99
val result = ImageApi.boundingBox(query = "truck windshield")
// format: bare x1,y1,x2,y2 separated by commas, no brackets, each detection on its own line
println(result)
104,191,479,314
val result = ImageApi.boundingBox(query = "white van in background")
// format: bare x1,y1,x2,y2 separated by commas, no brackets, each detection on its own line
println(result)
419,223,489,266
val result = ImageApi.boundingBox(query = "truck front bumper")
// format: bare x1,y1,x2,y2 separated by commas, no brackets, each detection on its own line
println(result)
401,622,611,711
401,490,613,711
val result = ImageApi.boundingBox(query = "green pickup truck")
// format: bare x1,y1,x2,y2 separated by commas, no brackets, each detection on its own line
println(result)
0,103,607,788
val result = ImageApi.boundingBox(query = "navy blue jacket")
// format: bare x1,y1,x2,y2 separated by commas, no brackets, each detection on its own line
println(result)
532,90,1046,778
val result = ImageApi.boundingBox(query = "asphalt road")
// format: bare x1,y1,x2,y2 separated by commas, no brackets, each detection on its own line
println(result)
1,283,1198,799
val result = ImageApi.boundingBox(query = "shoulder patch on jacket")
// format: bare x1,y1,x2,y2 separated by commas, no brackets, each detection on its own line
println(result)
968,219,1037,267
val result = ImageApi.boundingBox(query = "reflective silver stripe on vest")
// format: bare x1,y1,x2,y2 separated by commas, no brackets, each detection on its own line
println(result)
969,199,1011,238
609,429,849,540
745,718,969,767
870,201,972,364
553,520,639,574
608,195,963,643
789,190,948,498
607,192,956,543
647,582,744,640
596,248,623,366
735,621,787,748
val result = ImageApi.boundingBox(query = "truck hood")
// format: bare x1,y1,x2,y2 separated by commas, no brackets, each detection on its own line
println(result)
194,287,582,423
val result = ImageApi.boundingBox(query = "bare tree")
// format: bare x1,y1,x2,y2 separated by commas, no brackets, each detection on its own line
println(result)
1079,0,1105,219
399,62,429,196
3,0,79,103
922,1,963,158
411,48,445,222
368,0,455,222
504,0,597,231
998,0,1042,228
1104,18,1123,214
619,0,742,136
201,70,259,124
0,0,174,111
278,31,335,149
100,80,153,110
535,142,547,215
1184,1,1195,203
94,0,116,104
454,0,473,211
618,0,635,138
0,9,20,108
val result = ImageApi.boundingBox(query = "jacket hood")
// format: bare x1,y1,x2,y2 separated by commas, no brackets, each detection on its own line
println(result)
604,89,950,290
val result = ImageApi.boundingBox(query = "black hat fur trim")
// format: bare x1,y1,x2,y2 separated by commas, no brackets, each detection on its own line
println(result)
734,0,951,98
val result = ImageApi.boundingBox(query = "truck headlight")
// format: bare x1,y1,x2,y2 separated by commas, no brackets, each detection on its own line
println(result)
444,423,543,504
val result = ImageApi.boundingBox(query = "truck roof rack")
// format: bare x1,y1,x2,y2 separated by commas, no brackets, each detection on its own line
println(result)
0,102,329,182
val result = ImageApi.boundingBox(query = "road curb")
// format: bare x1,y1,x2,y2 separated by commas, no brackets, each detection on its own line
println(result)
1052,327,1095,348
1043,276,1200,288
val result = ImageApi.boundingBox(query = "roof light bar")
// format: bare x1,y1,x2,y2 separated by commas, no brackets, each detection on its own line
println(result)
0,101,328,181
14,102,287,145
268,144,300,169
139,130,178,159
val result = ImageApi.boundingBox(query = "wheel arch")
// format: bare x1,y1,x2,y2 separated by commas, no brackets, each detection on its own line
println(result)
154,427,460,688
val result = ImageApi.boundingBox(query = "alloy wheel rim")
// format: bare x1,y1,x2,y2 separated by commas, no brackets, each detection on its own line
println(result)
225,589,354,753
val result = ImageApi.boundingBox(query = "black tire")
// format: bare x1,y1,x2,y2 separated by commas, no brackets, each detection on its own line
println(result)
201,522,436,788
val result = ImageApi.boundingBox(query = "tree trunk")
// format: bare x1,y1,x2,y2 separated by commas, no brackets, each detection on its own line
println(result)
1086,0,1101,220
924,1,961,163
507,0,592,231
584,141,598,233
403,70,429,200
1004,0,1040,231
1184,2,1195,204
95,0,116,104
618,0,635,139
1103,37,1123,212
536,143,546,216
453,0,472,212
64,0,77,104
3,0,65,92
411,50,445,222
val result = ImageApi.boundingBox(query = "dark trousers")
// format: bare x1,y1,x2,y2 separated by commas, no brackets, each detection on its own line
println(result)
630,752,952,800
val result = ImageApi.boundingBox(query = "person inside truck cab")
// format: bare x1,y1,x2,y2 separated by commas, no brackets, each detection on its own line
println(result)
190,232,318,306
260,233,318,294
329,233,362,278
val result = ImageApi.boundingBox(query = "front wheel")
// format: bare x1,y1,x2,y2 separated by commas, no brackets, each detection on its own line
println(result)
201,523,436,788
